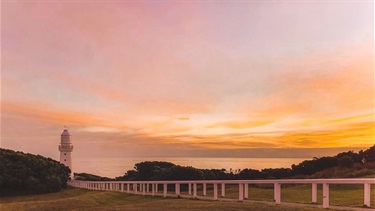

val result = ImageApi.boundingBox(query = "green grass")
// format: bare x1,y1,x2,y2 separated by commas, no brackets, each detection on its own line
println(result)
0,187,341,211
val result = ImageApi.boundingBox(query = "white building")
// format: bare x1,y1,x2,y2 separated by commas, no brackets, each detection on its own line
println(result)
58,128,74,178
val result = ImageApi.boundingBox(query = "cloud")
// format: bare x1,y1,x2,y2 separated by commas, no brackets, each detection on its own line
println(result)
1,1,373,160
207,119,275,129
1,102,123,129
240,46,374,121
177,117,190,121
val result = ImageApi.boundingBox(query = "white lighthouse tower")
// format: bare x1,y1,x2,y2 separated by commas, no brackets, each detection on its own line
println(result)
58,128,74,178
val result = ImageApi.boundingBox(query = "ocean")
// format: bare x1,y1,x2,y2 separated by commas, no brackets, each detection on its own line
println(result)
74,157,310,178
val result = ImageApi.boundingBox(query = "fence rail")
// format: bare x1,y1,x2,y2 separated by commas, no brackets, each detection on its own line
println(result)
69,178,375,209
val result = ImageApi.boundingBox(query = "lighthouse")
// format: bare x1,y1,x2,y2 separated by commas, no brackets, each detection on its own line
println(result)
58,128,74,178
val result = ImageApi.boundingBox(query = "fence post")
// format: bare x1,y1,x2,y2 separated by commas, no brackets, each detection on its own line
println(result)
274,183,281,204
163,183,167,198
244,183,248,199
221,183,225,197
188,183,192,195
203,183,207,196
193,183,197,198
322,183,329,208
364,183,371,207
213,183,218,200
239,183,244,201
175,183,180,196
312,183,317,203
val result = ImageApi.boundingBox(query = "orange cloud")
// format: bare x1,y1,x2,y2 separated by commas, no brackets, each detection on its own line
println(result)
241,48,373,121
177,117,190,120
207,119,275,129
1,102,125,129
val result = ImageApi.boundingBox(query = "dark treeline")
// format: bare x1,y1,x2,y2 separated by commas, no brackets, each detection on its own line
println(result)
0,148,71,197
116,145,375,181
74,172,114,181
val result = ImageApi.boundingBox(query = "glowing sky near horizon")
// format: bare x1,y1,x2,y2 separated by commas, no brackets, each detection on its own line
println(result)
1,1,374,159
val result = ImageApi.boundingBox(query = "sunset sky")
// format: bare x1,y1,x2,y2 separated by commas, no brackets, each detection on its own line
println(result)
2,1,374,160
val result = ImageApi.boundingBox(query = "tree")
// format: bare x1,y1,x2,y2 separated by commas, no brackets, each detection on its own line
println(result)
336,151,362,163
75,173,112,181
291,157,338,176
338,156,354,168
262,168,291,179
165,166,204,180
238,168,264,179
363,145,375,163
0,148,70,196
134,161,176,180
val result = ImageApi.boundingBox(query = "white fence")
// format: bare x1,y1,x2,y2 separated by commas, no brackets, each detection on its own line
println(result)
69,178,374,209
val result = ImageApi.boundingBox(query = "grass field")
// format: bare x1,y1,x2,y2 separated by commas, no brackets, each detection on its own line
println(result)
0,185,374,211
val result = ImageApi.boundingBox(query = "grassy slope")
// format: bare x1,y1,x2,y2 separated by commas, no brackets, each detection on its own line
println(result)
0,187,339,211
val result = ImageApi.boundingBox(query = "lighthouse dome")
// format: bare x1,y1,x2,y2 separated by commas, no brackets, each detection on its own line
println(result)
61,129,70,136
